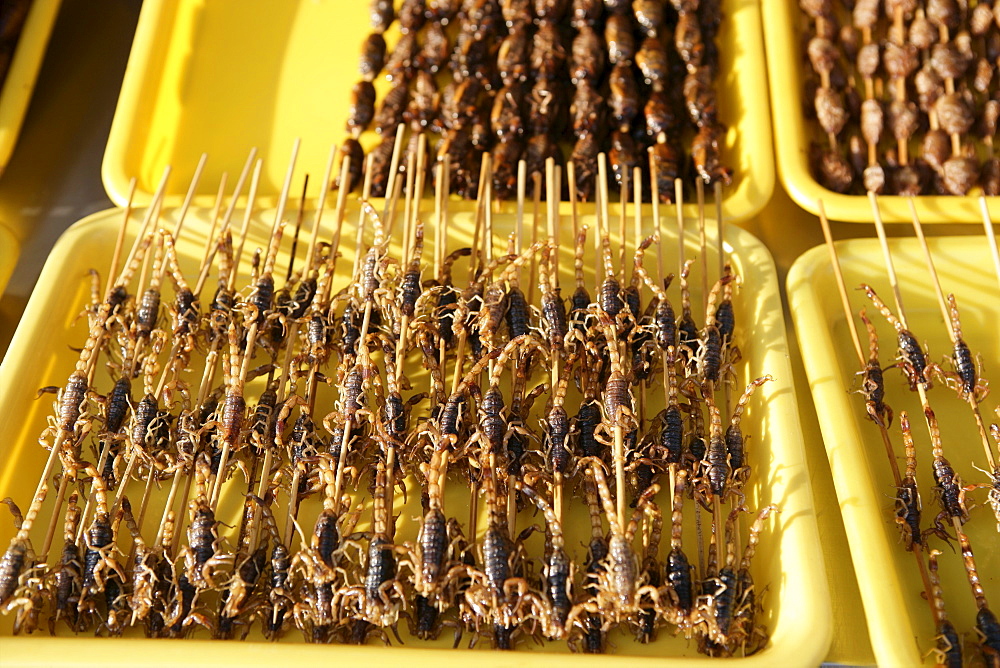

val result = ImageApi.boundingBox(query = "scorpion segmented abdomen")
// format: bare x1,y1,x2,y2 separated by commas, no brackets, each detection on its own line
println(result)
666,548,693,613
506,286,531,339
414,594,438,638
105,377,132,434
599,277,622,317
189,507,217,570
341,303,362,355
0,541,28,604
715,567,737,638
132,394,158,447
576,401,602,458
221,393,246,447
481,387,506,453
678,315,700,358
864,359,887,418
307,313,329,356
106,285,128,316
59,372,89,432
343,368,365,417
547,405,571,474
542,291,568,348
483,526,511,594
571,285,591,331
661,405,684,464
716,300,734,342
384,393,407,440
400,269,422,317
937,620,964,668
604,372,630,423
977,607,1000,661
702,327,722,383
313,510,339,569
953,339,976,397
175,288,199,332
291,277,317,320
506,428,527,475
419,508,448,584
439,393,463,439
436,290,458,345
583,615,604,653
136,288,161,337
83,514,113,588
724,424,744,472
898,329,927,383
607,534,637,605
547,547,572,623
897,480,922,549
706,435,728,496
623,285,640,333
269,543,290,592
361,252,380,301
933,458,964,520
365,537,397,601
655,297,676,350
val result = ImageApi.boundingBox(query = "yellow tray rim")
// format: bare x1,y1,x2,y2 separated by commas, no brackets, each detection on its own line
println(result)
762,0,1000,224
100,0,774,223
0,0,62,178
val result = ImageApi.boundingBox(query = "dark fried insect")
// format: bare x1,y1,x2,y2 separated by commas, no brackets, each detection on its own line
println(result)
572,26,605,83
359,33,387,82
369,0,394,32
609,62,640,130
606,12,636,65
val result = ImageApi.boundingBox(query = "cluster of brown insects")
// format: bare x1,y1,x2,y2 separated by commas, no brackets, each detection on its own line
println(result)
821,199,1000,667
341,0,731,205
802,0,1000,195
0,136,774,657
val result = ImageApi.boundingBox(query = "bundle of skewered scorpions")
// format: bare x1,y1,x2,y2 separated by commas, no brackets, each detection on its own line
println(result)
0,140,775,657
820,199,1000,667
342,0,732,204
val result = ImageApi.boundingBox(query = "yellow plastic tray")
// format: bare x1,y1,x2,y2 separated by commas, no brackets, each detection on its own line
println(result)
101,0,773,222
0,201,828,664
0,220,17,296
762,0,1000,224
788,237,1000,666
0,0,61,179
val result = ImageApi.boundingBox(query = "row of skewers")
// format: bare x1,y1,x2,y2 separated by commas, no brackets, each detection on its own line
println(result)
0,137,775,656
802,0,1000,196
819,195,1000,666
339,0,732,205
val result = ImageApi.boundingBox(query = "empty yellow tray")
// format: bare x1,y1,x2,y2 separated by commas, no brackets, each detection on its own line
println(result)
0,0,61,179
762,0,1000,224
0,197,828,664
102,0,773,222
788,236,999,665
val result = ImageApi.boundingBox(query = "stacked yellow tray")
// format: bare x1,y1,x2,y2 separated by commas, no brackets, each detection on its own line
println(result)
762,0,1000,223
0,197,831,663
101,0,773,221
788,236,999,666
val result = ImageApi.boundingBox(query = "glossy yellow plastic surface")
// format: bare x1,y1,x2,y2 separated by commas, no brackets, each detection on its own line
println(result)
0,221,17,295
0,0,61,178
762,0,1000,224
0,202,827,664
102,0,773,222
788,237,1000,666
